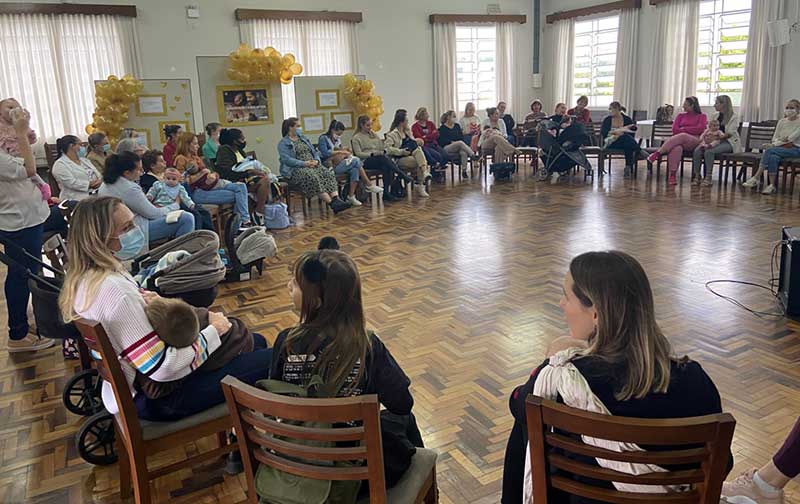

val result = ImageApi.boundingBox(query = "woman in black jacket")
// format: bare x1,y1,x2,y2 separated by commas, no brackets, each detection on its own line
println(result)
215,128,271,221
601,102,641,178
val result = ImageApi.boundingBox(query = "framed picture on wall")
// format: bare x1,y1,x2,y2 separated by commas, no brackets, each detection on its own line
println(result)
217,85,272,126
330,111,355,130
134,129,152,148
300,113,325,134
158,120,190,144
135,94,167,116
315,89,340,109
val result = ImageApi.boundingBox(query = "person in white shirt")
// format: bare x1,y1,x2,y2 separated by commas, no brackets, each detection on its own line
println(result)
57,196,271,419
0,105,54,353
482,107,508,137
743,99,800,195
51,135,102,201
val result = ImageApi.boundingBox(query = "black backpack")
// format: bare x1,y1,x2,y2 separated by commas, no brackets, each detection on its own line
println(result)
390,178,408,198
490,162,516,181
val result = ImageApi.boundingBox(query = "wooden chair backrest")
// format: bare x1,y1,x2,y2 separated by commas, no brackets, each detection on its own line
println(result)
525,395,735,504
73,319,146,456
650,121,674,147
743,121,778,152
42,233,68,271
221,376,388,504
588,122,603,146
43,142,61,196
632,110,648,122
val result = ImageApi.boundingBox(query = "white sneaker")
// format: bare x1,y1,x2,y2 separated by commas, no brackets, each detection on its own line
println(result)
742,176,760,188
346,195,363,206
550,172,560,185
762,184,776,195
415,185,430,198
722,469,784,504
7,333,55,353
365,184,383,194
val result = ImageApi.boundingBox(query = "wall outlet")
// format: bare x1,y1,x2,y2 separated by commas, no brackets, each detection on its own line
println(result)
186,5,200,19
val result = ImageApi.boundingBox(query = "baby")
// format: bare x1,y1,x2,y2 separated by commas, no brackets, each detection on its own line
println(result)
699,119,725,149
1,100,51,201
147,167,195,209
144,297,254,372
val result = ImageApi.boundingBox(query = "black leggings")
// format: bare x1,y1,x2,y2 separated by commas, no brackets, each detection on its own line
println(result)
502,420,528,503
363,155,397,195
608,134,640,167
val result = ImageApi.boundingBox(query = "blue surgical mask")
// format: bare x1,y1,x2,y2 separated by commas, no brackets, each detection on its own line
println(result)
102,143,111,153
78,146,87,158
114,226,145,260
295,127,303,136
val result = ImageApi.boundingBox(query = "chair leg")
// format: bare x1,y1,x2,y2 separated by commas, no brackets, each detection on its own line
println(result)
423,468,439,503
117,436,133,499
129,443,151,504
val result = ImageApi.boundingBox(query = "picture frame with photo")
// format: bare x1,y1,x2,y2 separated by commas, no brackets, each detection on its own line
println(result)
158,120,190,144
300,113,326,134
216,85,272,126
315,89,340,109
135,94,167,116
134,129,152,148
330,111,355,130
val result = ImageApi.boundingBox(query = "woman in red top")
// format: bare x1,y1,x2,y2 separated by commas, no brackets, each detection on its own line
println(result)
161,124,183,167
412,107,447,168
567,95,592,124
646,96,707,185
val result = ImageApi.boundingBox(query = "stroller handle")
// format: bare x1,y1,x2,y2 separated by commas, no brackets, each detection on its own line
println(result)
0,234,64,277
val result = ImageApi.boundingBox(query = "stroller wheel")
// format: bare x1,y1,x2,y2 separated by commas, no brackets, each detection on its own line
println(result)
536,166,550,181
63,368,103,416
76,411,117,465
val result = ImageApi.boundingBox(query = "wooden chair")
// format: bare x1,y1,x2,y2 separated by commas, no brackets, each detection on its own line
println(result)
779,156,800,197
43,142,62,197
632,110,647,122
643,122,678,180
73,319,237,504
525,395,735,504
580,122,604,173
221,375,439,504
718,121,778,187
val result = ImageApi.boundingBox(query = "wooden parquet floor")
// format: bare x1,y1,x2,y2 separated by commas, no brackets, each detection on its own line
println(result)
2,164,800,503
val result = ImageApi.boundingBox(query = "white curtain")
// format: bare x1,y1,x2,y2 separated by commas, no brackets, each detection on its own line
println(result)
551,19,575,106
432,22,457,119
740,0,786,122
239,18,360,119
613,9,639,111
0,13,141,141
647,0,699,117
496,22,523,120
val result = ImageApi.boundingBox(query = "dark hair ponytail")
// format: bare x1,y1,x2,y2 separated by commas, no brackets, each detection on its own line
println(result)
103,151,140,184
325,120,345,139
56,135,80,158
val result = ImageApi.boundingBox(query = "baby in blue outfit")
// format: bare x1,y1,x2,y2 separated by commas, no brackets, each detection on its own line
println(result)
146,167,195,209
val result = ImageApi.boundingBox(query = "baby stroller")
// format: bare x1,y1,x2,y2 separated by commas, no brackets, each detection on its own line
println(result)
536,119,594,183
0,236,114,465
131,230,227,308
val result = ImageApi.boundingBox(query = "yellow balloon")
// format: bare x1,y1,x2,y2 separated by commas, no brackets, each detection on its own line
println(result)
85,124,94,135
280,69,293,82
289,63,303,74
282,54,295,66
108,74,119,81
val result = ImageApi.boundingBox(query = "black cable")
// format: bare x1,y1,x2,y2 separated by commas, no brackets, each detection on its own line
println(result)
702,242,785,319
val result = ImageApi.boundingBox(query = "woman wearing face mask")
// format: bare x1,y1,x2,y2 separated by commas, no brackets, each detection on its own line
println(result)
202,122,222,163
58,196,271,421
98,151,194,250
86,132,110,173
318,120,383,207
500,251,730,504
215,128,272,219
742,99,800,195
51,135,102,201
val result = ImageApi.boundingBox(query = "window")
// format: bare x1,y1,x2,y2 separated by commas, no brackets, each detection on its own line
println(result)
455,25,497,112
696,0,751,106
572,15,619,108
0,13,138,141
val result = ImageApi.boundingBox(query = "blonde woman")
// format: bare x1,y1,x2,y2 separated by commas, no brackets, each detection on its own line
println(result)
501,251,730,503
58,196,271,420
385,109,431,198
691,94,740,186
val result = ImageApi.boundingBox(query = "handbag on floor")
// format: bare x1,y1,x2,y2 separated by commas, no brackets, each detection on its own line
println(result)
490,162,516,181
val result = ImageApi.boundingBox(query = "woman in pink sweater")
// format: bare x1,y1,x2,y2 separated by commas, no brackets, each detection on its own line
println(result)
647,97,707,185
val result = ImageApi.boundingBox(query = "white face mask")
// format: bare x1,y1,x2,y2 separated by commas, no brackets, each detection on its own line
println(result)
786,108,799,118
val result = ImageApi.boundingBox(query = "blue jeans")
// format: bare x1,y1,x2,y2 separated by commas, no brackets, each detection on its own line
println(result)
134,333,272,421
333,157,363,181
0,223,43,340
191,183,250,221
148,211,195,244
762,146,800,174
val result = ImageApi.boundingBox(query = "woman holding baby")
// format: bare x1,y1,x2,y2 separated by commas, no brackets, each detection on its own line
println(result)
691,95,740,186
58,196,271,420
601,101,640,179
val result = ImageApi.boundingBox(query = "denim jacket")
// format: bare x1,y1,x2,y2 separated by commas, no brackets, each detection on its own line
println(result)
277,135,321,178
317,134,341,164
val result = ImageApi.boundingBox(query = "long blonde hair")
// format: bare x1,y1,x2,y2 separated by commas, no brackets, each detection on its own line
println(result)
715,95,734,126
175,132,197,158
284,250,371,396
569,251,682,401
59,197,126,323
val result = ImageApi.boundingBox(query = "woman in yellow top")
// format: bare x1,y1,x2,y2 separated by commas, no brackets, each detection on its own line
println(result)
173,132,252,225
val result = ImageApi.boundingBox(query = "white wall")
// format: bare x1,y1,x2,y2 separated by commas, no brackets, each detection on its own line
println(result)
0,0,536,134
538,0,798,117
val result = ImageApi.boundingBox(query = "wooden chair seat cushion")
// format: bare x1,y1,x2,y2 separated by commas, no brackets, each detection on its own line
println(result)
356,448,437,504
133,403,230,441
